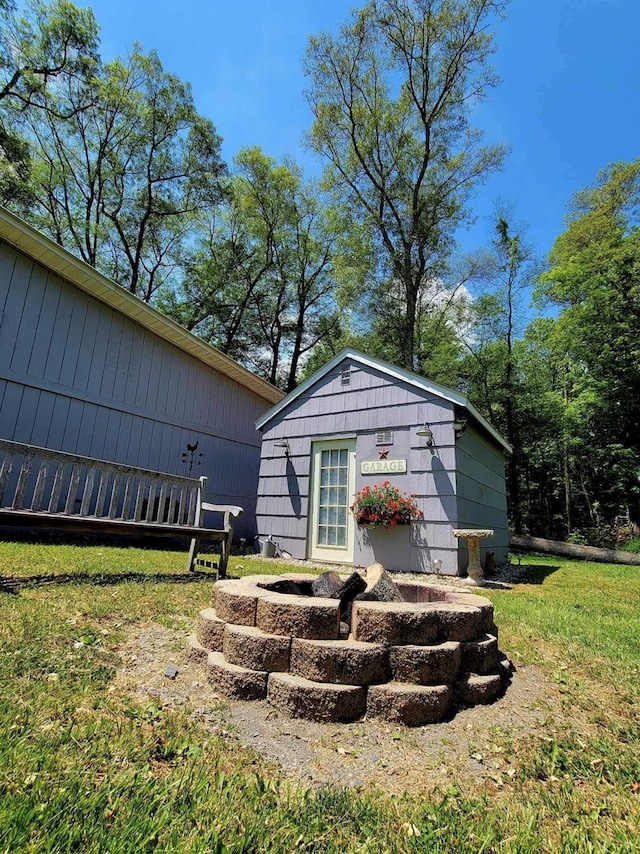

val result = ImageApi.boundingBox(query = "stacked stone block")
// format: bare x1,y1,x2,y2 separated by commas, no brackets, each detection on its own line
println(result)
189,573,513,726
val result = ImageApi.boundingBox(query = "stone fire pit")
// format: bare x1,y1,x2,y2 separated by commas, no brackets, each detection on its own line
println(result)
189,565,513,726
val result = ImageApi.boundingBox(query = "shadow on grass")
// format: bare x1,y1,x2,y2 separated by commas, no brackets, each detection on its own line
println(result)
0,528,211,552
506,563,561,585
0,569,217,595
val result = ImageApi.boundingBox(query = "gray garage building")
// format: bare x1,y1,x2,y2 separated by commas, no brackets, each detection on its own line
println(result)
0,207,283,538
255,350,511,575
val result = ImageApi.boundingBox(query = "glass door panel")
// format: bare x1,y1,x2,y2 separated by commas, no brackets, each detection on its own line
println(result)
309,440,355,562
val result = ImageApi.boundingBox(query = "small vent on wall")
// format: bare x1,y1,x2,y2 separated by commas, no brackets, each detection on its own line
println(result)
376,430,393,445
340,364,351,385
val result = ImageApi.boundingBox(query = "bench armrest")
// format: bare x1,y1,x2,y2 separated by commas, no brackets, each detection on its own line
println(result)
201,503,243,519
191,503,244,576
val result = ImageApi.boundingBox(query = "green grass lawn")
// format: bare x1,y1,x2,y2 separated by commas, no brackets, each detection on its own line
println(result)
0,542,638,853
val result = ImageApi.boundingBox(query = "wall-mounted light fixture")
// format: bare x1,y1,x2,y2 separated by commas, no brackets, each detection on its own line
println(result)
416,423,434,447
274,438,290,457
452,407,468,440
452,417,467,440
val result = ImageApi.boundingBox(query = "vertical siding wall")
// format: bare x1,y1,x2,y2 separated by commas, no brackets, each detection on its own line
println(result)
257,360,464,573
454,426,509,569
0,243,267,536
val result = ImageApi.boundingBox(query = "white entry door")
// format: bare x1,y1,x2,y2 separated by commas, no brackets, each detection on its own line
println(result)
308,439,356,563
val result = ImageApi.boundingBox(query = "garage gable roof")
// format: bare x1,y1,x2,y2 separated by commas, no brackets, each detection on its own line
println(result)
0,206,284,406
256,348,512,453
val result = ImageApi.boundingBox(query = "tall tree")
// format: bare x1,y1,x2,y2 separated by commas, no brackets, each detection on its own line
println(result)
304,0,507,371
460,214,536,530
21,45,226,301
534,159,640,533
161,148,339,390
0,0,99,209
0,0,98,108
504,319,568,538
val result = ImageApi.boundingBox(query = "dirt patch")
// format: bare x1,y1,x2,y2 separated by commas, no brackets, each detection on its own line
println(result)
112,618,559,796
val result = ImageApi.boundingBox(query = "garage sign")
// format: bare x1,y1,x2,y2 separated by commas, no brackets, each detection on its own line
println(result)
360,458,407,475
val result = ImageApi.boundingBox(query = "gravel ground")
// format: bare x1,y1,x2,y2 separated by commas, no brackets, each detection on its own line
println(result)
112,562,559,795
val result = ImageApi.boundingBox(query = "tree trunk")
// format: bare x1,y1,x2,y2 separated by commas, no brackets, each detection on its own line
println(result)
510,534,640,566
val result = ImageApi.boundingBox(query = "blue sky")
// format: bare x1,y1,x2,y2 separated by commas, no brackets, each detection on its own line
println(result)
86,0,639,263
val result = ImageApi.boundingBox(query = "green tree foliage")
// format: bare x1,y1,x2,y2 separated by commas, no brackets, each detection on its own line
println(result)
532,159,640,535
506,321,567,537
304,0,507,371
298,275,471,390
161,147,339,390
19,44,226,301
0,0,98,108
460,214,537,530
377,276,471,384
0,0,99,209
0,124,32,210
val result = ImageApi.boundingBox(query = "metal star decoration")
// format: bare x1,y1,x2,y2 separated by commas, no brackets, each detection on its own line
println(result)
378,447,389,459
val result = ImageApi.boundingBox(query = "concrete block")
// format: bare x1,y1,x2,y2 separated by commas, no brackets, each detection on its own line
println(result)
434,603,484,642
187,634,209,664
213,579,268,626
223,624,291,672
206,651,267,700
351,601,439,645
256,593,340,639
290,638,389,685
454,673,502,705
267,672,366,723
197,608,226,650
394,582,454,603
425,585,454,602
389,641,461,685
367,682,452,726
446,591,495,633
394,582,419,602
497,654,514,680
460,634,499,675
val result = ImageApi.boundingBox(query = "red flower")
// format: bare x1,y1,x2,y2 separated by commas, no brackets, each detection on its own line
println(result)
351,483,422,529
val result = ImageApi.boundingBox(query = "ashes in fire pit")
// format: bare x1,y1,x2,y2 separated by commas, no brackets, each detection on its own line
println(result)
189,564,513,726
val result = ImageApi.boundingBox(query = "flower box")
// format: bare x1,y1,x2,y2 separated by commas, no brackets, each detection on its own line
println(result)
351,482,423,529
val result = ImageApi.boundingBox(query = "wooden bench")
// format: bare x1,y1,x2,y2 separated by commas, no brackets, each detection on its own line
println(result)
0,439,242,576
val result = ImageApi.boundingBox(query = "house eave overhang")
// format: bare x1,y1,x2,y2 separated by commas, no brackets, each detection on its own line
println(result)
256,348,512,454
0,206,284,407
